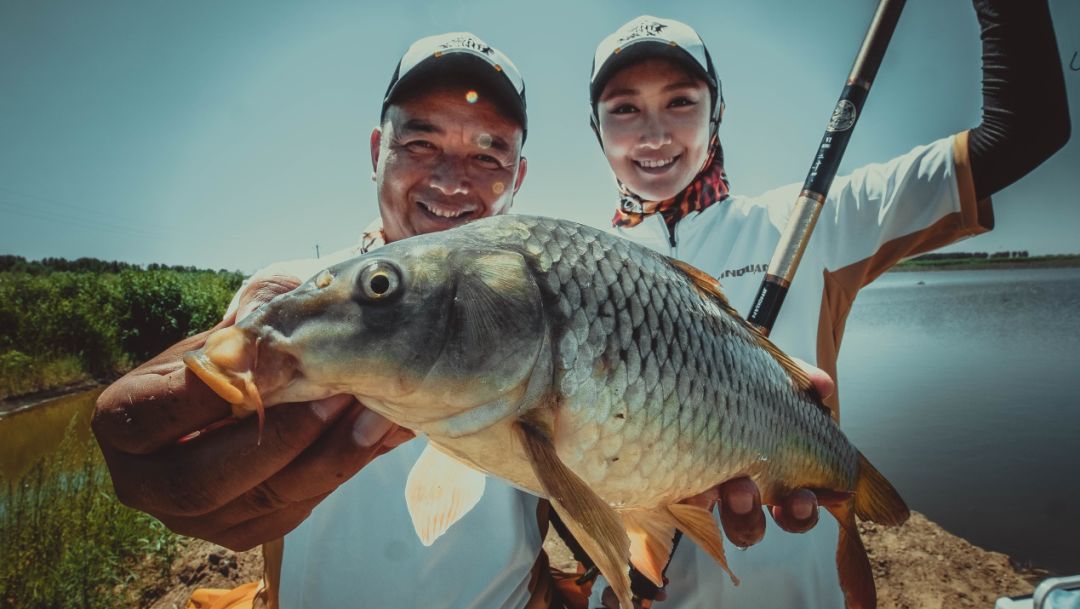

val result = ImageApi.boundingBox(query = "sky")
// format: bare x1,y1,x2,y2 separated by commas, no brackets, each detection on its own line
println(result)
1,0,1078,273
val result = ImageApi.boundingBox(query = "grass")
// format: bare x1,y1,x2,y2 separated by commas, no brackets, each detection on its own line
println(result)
0,404,182,609
0,354,93,402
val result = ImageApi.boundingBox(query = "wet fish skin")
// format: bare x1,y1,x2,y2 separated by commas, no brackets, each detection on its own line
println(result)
185,215,907,609
516,218,859,508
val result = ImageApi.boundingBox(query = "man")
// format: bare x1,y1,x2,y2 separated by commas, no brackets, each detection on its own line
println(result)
94,31,827,609
94,32,542,608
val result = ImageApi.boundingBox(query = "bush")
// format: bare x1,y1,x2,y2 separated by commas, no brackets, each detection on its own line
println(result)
0,265,243,399
117,271,237,363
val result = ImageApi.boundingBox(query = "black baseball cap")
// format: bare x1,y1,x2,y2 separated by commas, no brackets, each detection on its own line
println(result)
383,32,527,140
591,16,723,133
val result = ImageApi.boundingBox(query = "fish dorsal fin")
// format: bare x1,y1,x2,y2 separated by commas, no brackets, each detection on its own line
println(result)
668,258,813,395
405,442,487,546
621,509,677,587
666,503,739,586
517,412,634,609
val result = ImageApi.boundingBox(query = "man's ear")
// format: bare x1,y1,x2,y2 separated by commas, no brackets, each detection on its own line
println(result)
512,156,528,194
370,127,382,174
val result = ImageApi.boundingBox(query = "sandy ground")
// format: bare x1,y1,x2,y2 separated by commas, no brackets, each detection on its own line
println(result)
142,510,1047,609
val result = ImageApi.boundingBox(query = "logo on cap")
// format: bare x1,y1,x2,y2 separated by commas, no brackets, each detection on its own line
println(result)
437,35,495,57
618,21,668,43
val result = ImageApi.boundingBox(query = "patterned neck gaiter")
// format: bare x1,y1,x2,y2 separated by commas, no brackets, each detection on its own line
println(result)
611,143,731,233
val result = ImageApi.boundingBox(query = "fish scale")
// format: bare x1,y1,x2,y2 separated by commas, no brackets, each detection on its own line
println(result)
510,217,854,507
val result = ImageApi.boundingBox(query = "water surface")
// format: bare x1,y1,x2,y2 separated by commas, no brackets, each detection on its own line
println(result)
0,388,100,485
838,267,1080,573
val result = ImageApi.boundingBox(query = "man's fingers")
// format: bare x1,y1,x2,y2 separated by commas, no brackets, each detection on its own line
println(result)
269,404,404,500
718,477,766,548
236,274,302,321
94,365,235,455
186,402,406,529
107,397,353,518
204,493,329,552
769,488,820,534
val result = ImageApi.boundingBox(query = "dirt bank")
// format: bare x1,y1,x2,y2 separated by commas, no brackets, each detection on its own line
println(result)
142,510,1048,609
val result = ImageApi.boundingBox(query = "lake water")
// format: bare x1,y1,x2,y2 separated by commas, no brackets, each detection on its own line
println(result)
2,267,1077,574
0,388,100,485
837,266,1080,574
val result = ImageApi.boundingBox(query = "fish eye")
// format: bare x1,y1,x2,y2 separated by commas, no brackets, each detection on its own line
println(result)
359,262,401,301
370,273,390,294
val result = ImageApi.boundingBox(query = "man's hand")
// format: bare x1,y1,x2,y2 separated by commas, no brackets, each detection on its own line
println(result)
92,274,413,550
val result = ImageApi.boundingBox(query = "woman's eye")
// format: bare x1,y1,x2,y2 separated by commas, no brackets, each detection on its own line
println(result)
669,97,696,108
610,104,638,115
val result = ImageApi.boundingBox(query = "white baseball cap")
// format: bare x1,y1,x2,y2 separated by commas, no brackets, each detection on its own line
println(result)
590,16,722,129
382,32,527,139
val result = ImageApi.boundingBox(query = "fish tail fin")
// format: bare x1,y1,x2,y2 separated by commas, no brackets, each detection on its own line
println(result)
854,451,909,526
824,500,876,609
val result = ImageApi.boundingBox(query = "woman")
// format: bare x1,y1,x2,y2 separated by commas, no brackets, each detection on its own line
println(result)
586,5,1069,608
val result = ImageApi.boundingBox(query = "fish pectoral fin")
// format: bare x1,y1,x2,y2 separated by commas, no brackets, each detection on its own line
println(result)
404,443,487,546
824,499,875,609
621,509,677,588
666,503,739,586
517,415,633,609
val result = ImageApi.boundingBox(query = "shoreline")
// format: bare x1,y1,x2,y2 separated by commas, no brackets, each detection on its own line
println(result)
144,510,1055,609
0,379,105,417
891,257,1080,272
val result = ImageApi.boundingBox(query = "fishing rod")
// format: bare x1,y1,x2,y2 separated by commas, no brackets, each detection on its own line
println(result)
746,0,906,335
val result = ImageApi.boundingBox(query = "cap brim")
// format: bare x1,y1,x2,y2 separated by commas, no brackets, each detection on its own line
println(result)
385,53,526,130
590,41,714,106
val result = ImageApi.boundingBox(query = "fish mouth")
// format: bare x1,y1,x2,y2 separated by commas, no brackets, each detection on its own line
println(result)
632,154,681,175
417,200,477,222
183,326,297,419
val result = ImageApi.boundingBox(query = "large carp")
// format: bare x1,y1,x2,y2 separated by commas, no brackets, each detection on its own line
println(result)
185,215,908,609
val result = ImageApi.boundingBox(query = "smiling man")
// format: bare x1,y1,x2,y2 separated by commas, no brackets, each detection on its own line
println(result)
373,35,527,243
92,33,547,609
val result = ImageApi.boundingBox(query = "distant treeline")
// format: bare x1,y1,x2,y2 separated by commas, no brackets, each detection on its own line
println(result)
896,251,1080,270
0,254,237,275
1,256,244,399
909,251,1031,261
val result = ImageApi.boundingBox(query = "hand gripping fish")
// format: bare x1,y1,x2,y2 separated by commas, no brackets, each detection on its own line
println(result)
185,215,908,609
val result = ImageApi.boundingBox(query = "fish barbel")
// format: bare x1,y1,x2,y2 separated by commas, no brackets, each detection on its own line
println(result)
185,215,908,609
